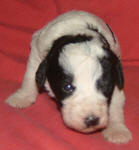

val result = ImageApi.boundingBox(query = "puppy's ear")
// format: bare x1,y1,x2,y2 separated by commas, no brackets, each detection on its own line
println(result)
36,59,48,91
114,59,124,89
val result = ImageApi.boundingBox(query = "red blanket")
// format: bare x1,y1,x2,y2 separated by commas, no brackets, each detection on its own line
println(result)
0,0,139,150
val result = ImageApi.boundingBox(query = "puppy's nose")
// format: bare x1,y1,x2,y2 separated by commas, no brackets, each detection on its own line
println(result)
85,115,99,127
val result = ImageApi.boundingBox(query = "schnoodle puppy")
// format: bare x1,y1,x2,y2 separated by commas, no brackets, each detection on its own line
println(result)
6,11,132,144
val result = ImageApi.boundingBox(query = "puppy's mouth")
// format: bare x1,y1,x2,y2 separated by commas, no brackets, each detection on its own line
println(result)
66,122,107,134
63,116,108,133
81,123,107,133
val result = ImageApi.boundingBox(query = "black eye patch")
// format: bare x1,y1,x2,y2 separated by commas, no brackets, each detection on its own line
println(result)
96,51,124,105
46,58,75,101
97,57,115,100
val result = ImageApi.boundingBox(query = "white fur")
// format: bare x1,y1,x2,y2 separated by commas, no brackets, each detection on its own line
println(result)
5,10,132,143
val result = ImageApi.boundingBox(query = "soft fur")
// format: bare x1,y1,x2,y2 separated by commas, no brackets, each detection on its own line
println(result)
5,10,132,144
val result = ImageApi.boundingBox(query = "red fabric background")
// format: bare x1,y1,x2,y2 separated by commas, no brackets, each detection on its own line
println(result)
0,0,139,150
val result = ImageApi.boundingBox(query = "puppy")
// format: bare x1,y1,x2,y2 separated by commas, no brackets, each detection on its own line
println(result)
6,10,132,144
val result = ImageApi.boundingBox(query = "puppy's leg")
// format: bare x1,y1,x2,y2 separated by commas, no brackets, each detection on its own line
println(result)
102,86,132,144
6,32,42,108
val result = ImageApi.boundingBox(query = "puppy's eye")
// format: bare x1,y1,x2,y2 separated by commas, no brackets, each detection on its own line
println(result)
63,84,75,93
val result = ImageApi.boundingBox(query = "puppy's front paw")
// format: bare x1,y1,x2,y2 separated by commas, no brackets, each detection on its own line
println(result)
102,124,132,144
6,90,36,108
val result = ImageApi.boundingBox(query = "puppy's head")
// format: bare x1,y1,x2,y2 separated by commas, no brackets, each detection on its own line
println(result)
36,34,124,133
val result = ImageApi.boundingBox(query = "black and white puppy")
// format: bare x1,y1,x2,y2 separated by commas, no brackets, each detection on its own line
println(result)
6,11,132,144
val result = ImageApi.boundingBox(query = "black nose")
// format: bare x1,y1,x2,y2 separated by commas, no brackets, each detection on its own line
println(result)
85,115,99,127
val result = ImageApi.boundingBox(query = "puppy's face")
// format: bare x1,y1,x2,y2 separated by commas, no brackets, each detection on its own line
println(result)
36,34,124,133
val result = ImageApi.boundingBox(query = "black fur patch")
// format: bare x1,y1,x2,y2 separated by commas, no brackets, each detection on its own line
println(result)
97,52,124,105
36,59,48,92
36,34,93,106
